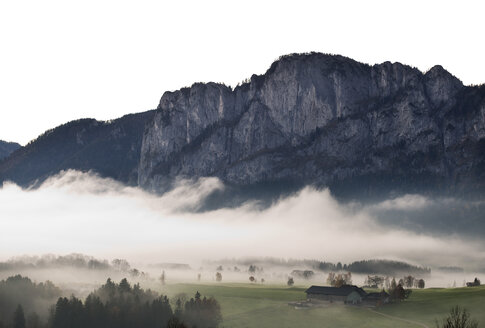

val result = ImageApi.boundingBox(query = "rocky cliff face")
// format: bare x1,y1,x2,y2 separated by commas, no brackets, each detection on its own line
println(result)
0,140,20,160
139,53,485,197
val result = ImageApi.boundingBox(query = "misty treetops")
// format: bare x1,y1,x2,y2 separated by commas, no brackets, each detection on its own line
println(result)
0,276,222,328
50,278,221,328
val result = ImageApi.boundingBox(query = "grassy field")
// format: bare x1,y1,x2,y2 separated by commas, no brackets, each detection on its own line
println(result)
156,283,485,328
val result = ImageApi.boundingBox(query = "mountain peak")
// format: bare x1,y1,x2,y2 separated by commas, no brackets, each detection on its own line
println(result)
424,65,463,107
426,65,461,82
2,53,484,201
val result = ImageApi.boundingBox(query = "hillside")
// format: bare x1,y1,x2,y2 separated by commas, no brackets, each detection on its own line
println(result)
0,111,154,187
158,283,485,328
0,140,20,160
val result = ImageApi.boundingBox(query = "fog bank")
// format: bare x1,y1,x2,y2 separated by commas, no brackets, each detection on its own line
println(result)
1,170,484,272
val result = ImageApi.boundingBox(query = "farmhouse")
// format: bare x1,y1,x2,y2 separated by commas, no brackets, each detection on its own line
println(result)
305,285,389,306
305,285,367,304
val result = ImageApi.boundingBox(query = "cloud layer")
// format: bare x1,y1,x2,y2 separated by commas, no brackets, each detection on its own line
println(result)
1,170,484,271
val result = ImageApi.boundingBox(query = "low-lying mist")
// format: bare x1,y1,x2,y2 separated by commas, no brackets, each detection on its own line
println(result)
1,170,484,286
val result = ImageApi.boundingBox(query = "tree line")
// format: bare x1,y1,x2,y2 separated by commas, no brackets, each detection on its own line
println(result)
319,259,430,276
208,257,431,277
364,275,425,289
0,255,151,280
0,275,61,328
0,276,222,328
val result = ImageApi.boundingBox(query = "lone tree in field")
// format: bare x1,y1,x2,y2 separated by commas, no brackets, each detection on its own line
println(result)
417,279,425,289
404,275,415,288
435,306,478,328
287,277,294,286
326,272,336,286
215,272,222,282
334,274,345,287
327,272,352,287
390,277,397,291
366,275,385,288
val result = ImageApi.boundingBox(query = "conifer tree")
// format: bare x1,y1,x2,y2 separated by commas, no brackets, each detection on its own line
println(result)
12,305,25,328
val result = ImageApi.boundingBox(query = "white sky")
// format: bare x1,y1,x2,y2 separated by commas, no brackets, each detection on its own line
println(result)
1,0,484,145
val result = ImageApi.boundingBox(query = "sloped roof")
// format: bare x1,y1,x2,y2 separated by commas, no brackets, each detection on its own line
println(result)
305,285,367,297
364,291,389,300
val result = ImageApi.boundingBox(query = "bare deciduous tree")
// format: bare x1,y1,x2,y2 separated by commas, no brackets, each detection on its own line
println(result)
435,306,478,328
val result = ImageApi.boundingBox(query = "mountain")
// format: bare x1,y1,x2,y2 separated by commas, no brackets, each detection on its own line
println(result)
0,141,20,160
0,111,154,187
1,53,484,200
139,53,485,199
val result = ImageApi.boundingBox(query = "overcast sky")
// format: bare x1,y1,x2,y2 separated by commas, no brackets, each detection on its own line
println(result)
1,0,484,145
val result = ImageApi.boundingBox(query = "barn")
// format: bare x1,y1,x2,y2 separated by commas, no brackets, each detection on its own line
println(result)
305,285,367,304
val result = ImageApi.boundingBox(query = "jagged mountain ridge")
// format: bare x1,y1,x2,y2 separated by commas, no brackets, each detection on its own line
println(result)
1,53,484,200
0,140,20,160
139,53,485,198
0,111,155,186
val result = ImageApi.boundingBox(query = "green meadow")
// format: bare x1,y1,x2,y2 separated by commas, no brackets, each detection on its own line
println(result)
157,283,485,328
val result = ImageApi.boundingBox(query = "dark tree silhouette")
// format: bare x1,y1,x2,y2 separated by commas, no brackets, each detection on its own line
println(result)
12,305,25,328
167,317,188,328
390,278,397,291
50,278,173,328
327,272,336,286
0,275,61,326
417,279,426,289
389,283,411,301
366,275,385,288
26,312,41,328
436,306,478,328
404,275,415,288
182,292,222,328
160,270,166,285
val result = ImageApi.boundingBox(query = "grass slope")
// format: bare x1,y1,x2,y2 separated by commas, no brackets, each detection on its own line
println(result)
155,283,485,328
378,286,485,327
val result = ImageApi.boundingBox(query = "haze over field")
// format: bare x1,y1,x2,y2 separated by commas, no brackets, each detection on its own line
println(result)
1,170,483,276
